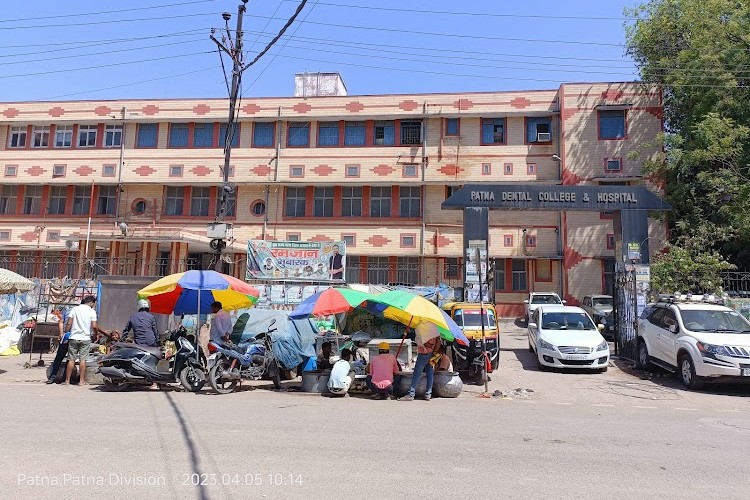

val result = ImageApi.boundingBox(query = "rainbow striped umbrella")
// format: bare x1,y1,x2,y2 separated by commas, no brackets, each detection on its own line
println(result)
289,288,373,318
137,270,259,315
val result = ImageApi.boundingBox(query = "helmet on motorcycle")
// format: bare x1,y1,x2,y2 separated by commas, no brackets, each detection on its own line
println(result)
137,298,150,310
378,341,390,353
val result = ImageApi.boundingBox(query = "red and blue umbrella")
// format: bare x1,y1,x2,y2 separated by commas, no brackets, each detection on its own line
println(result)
290,288,373,318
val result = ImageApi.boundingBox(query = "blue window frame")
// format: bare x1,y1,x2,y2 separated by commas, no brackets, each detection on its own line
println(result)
219,123,240,147
599,110,626,139
445,118,459,136
169,123,189,147
193,123,214,147
136,123,158,148
344,121,366,146
526,117,552,143
317,122,340,146
373,121,395,146
252,122,273,147
287,122,310,147
481,118,505,144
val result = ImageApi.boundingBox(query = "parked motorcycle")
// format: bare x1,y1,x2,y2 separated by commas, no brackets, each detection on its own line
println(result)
98,327,206,392
207,319,282,394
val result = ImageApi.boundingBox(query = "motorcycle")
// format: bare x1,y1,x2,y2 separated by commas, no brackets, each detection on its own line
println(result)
98,327,206,392
207,319,282,394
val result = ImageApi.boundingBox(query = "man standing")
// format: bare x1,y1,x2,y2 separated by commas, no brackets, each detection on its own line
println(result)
399,323,441,401
209,301,232,343
366,342,401,400
45,307,70,384
122,298,159,347
328,244,344,281
64,296,109,386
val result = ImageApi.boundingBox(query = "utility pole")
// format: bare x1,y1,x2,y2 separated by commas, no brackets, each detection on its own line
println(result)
210,0,248,272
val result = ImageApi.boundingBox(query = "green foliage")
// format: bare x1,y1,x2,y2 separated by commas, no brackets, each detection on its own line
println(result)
650,245,734,294
626,0,750,266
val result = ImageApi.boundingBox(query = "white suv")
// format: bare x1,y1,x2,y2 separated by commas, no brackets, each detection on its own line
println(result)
637,297,750,389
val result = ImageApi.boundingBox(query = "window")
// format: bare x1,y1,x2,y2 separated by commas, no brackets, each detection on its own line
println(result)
603,258,615,295
400,120,422,145
344,121,366,146
599,110,626,139
285,187,306,217
190,187,210,216
102,164,116,177
401,234,416,247
402,164,418,178
525,235,537,247
504,163,513,175
0,230,9,241
512,258,527,291
218,189,237,217
287,122,310,147
52,164,66,177
536,258,552,281
219,123,240,147
368,256,390,285
55,125,73,148
345,164,360,178
605,158,622,172
342,234,356,247
252,122,274,147
504,235,514,247
136,123,158,147
286,233,301,242
445,118,459,136
0,186,17,215
250,200,266,217
78,125,97,147
105,124,122,147
97,185,117,215
527,164,536,175
169,123,189,147
396,257,420,285
72,185,92,215
4,165,17,177
48,186,67,215
132,199,147,215
445,185,461,199
8,126,27,148
313,187,334,217
345,255,360,283
317,121,340,146
399,186,421,218
370,187,391,217
526,117,552,143
32,126,50,148
342,187,362,217
290,165,304,178
169,165,183,177
23,186,42,215
164,187,184,216
47,230,61,242
193,123,213,147
445,257,459,279
482,118,506,144
606,234,615,250
482,163,492,175
374,121,395,146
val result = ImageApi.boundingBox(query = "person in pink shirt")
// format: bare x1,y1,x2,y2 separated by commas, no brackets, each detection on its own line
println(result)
366,342,401,400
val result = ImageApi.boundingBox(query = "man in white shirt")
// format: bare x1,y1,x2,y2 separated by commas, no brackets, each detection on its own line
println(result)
64,296,110,386
209,301,232,343
328,348,354,396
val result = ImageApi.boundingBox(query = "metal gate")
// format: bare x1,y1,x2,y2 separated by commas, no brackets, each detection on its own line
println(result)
613,263,637,361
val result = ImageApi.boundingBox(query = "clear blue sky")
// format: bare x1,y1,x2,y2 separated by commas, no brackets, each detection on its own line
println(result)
0,0,644,102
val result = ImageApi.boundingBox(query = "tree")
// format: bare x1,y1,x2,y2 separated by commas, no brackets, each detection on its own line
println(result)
649,245,734,294
626,0,750,266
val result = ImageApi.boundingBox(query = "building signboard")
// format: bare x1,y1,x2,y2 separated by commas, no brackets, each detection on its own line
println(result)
246,240,346,282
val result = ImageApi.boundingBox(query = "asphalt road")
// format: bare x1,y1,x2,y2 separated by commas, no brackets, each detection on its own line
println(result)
1,320,749,500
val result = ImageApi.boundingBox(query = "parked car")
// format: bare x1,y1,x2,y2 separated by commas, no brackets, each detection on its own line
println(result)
527,305,610,371
637,296,750,389
524,292,564,324
581,294,614,339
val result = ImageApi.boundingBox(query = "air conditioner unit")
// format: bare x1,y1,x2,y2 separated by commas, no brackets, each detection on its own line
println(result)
537,132,551,142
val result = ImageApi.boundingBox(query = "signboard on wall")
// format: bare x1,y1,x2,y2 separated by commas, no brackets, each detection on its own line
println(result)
246,240,346,282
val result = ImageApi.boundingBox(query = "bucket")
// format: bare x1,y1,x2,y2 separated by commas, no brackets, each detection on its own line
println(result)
395,372,427,397
433,372,463,398
301,370,331,394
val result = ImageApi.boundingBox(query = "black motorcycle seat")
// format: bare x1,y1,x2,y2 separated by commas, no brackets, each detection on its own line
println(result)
112,342,161,358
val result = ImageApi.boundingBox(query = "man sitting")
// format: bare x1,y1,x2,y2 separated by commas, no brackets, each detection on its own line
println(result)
366,342,401,400
317,341,333,370
327,348,355,397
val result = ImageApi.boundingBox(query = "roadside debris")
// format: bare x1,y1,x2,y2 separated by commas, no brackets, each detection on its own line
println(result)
492,388,535,400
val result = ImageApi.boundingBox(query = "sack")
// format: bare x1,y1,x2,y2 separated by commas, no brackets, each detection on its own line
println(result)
429,353,441,367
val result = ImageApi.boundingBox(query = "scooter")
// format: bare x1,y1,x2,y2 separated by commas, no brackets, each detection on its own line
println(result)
207,319,282,394
98,328,206,392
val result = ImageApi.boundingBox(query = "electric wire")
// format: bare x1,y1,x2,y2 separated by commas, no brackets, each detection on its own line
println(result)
0,0,216,23
0,29,207,50
0,12,221,31
245,0,309,68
